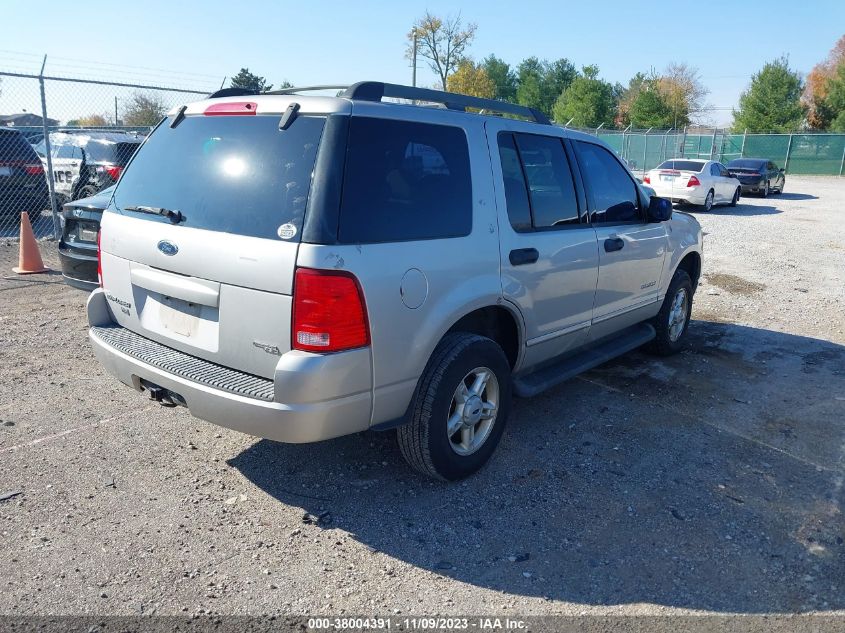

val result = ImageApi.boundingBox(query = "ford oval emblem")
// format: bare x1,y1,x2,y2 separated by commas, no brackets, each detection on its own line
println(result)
157,240,178,256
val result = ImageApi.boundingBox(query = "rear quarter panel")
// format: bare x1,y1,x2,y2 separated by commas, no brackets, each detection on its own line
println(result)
296,106,503,426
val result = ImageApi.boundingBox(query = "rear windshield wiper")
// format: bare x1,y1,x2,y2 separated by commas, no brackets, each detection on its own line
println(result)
123,205,186,224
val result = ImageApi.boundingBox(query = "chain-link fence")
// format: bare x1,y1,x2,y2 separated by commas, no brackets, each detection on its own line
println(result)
577,126,845,176
1,60,214,240
4,56,845,241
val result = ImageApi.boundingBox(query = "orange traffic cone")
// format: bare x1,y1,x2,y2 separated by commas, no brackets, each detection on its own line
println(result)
12,212,49,274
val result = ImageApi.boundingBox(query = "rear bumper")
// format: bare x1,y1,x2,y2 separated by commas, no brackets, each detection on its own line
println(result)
739,183,766,193
86,289,372,443
58,242,98,290
649,185,707,205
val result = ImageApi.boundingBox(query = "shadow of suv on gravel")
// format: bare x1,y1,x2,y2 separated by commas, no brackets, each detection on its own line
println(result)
87,82,703,480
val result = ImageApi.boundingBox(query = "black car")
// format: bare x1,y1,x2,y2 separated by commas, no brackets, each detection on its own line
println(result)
726,158,785,197
0,128,50,225
34,130,141,203
58,185,113,290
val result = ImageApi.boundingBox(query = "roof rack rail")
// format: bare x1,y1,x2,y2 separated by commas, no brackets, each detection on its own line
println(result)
264,85,349,95
341,81,550,125
208,87,258,99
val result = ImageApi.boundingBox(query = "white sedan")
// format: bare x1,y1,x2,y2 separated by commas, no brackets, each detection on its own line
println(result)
643,159,741,211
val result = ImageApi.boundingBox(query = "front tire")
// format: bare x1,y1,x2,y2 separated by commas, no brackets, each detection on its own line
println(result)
397,333,512,481
647,269,693,356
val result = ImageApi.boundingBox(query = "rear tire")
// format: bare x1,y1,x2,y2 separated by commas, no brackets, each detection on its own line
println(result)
397,333,512,481
647,269,693,356
74,185,99,201
761,181,770,198
701,189,714,212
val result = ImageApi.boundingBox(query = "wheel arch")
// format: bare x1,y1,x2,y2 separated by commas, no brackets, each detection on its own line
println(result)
444,302,525,370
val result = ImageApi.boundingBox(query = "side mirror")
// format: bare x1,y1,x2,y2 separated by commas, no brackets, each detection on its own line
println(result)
647,196,672,222
779,167,784,173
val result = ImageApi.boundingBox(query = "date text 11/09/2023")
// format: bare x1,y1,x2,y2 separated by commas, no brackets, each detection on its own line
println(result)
307,617,528,630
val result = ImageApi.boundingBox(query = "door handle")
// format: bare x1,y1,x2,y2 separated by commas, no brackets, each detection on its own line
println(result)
509,248,539,266
604,237,624,253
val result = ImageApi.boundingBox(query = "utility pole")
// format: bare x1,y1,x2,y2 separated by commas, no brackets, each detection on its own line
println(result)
411,31,418,87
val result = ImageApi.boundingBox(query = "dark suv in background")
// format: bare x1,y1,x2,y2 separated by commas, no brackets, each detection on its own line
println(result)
34,130,142,203
58,185,114,290
0,128,50,227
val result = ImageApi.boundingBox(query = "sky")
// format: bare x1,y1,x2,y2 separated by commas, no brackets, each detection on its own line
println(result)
2,0,844,127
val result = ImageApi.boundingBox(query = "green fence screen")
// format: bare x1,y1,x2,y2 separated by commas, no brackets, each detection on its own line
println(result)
584,128,845,175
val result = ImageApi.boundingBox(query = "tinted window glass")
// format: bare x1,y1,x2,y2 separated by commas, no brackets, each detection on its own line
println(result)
514,133,579,228
0,130,39,161
113,114,325,240
496,133,531,232
727,159,765,171
710,164,720,176
338,117,471,243
576,141,640,224
657,159,705,172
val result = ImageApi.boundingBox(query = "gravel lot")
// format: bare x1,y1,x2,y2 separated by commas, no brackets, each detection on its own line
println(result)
1,176,844,622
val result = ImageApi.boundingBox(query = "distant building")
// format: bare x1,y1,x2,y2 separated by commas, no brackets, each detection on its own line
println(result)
0,113,59,127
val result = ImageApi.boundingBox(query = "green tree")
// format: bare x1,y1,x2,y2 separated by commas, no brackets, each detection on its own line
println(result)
552,66,615,127
446,60,496,99
515,57,577,116
516,57,545,111
628,80,674,128
732,57,806,132
481,55,517,102
408,11,477,90
230,68,272,92
122,93,167,126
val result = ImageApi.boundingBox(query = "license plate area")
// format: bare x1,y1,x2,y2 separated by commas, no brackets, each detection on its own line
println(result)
159,296,202,338
136,289,219,353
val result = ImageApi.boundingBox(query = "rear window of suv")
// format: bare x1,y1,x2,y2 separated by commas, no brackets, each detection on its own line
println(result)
337,117,472,243
112,114,325,240
0,130,39,161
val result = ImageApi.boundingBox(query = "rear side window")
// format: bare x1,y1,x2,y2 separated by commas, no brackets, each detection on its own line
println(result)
113,115,325,240
497,133,532,232
496,132,581,231
514,134,579,228
338,117,471,243
576,141,641,225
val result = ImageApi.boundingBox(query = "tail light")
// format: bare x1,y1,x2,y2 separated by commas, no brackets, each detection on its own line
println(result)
97,230,103,287
204,101,258,116
687,175,701,187
643,174,650,184
97,165,123,180
105,165,123,180
293,268,369,353
24,164,44,175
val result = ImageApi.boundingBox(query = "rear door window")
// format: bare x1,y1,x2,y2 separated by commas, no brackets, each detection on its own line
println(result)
576,141,641,224
113,114,325,240
337,117,471,243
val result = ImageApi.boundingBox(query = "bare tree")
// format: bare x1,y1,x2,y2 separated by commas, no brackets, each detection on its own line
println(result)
658,63,709,127
407,11,477,91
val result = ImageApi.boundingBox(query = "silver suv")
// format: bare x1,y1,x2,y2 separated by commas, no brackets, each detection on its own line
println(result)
88,82,703,480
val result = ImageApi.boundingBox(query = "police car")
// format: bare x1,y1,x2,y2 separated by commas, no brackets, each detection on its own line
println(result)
34,130,142,203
